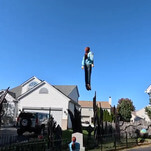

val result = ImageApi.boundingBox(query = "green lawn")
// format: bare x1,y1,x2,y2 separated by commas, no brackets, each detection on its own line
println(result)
62,130,143,151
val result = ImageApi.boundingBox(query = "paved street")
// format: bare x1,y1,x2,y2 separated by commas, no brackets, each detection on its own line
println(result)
0,126,17,135
126,145,151,151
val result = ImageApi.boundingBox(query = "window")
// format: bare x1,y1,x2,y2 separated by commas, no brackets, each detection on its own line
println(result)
39,87,48,94
89,108,93,111
91,117,94,123
28,81,38,90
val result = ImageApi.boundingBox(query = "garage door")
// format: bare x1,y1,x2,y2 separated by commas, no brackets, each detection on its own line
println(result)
22,107,63,127
51,110,63,126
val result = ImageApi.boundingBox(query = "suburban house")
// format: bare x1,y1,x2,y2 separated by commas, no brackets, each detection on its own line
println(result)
9,76,80,130
130,85,151,123
131,107,151,122
0,90,17,125
79,97,112,125
145,84,151,103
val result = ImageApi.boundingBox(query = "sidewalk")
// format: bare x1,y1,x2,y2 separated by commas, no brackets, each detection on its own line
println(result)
125,143,151,151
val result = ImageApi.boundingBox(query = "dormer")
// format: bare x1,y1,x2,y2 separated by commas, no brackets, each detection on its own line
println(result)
21,76,42,94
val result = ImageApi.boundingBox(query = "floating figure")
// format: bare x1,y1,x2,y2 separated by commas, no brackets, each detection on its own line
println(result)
82,47,94,90
68,136,80,151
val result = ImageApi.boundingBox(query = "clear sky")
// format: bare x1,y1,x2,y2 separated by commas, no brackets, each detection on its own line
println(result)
0,0,151,110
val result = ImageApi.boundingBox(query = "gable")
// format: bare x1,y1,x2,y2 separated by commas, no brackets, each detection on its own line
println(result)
18,81,45,100
53,85,79,102
68,87,79,102
18,81,73,101
146,85,151,94
21,76,42,94
18,82,70,118
0,90,16,102
79,101,111,109
5,93,16,102
10,76,80,107
10,76,42,97
135,107,150,122
10,85,22,98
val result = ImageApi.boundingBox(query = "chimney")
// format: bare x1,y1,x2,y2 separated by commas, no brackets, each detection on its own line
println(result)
109,96,112,105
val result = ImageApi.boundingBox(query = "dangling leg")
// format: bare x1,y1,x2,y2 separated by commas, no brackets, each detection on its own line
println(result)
87,64,92,90
84,65,89,90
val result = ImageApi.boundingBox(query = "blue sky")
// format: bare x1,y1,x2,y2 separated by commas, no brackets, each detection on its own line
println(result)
0,0,151,110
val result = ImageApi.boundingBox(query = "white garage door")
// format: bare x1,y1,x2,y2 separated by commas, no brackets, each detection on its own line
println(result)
22,107,63,127
51,109,63,126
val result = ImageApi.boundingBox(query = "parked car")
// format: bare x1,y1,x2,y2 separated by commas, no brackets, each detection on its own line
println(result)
16,111,49,135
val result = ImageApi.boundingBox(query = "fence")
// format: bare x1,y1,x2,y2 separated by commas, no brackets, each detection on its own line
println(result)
0,134,18,147
0,131,143,151
0,136,68,151
85,132,138,151
0,140,47,151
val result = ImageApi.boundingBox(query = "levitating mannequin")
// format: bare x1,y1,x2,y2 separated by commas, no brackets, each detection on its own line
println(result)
82,47,94,90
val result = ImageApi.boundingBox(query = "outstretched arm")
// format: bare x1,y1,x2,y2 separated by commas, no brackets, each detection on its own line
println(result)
81,56,85,69
90,52,94,67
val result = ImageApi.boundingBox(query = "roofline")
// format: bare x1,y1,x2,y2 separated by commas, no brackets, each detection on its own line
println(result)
21,76,35,87
19,79,80,106
52,85,80,105
79,100,109,102
80,106,111,108
70,100,80,107
53,85,80,97
75,85,80,97
21,76,42,87
22,107,63,112
18,81,45,100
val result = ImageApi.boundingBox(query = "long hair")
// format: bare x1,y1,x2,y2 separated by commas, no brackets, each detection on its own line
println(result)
84,47,90,60
71,136,76,150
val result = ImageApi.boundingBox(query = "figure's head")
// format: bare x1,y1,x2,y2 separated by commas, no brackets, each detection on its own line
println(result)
72,136,76,150
72,136,76,142
85,47,90,53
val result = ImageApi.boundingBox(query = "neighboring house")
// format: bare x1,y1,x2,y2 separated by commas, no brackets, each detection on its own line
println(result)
10,76,80,130
145,85,151,103
79,97,112,125
131,107,151,122
0,90,17,125
130,85,151,123
131,111,144,122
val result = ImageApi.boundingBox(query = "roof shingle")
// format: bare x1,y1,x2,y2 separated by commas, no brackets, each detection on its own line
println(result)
53,85,78,97
78,101,111,109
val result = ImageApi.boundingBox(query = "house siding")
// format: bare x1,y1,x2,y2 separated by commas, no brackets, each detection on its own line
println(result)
81,107,93,124
68,101,75,129
18,82,69,128
68,87,79,103
21,77,41,94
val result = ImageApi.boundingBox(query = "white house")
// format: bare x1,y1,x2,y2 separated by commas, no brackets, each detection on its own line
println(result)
131,107,151,122
129,85,151,123
10,76,80,130
79,97,112,125
0,90,17,125
145,85,151,103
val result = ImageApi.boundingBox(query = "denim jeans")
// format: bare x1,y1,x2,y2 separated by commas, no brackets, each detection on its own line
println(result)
84,64,92,86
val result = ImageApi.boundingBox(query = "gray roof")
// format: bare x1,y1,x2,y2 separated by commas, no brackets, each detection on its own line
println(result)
10,85,22,98
10,83,79,102
8,91,16,98
53,85,78,97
